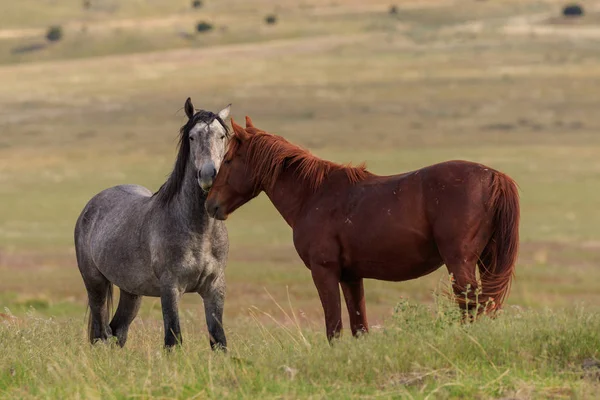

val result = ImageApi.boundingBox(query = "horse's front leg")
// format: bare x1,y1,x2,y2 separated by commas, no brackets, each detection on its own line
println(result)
200,279,227,351
310,262,342,342
341,278,369,337
160,284,183,348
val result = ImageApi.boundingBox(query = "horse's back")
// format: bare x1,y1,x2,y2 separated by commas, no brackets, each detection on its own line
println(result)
113,184,153,198
419,160,495,185
76,184,152,221
95,184,153,202
74,184,153,253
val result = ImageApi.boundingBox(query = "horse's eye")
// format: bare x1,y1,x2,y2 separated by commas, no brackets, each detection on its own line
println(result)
224,159,231,165
189,136,194,141
220,135,226,140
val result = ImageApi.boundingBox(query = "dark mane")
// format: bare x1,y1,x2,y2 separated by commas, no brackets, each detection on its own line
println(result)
154,110,229,204
228,128,370,192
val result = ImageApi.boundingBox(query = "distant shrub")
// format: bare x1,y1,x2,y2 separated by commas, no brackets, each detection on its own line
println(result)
196,21,213,33
192,0,202,9
389,5,398,15
83,0,91,9
265,14,277,25
46,26,63,42
562,4,584,17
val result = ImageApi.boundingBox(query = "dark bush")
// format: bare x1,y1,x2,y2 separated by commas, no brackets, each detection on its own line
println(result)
83,0,91,9
196,21,213,33
563,4,584,17
389,5,398,15
46,26,63,42
192,0,202,9
265,14,277,25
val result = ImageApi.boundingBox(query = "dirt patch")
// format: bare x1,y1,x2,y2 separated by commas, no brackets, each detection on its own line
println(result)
1,239,598,271
503,7,600,38
582,358,600,381
504,22,600,38
380,368,455,389
446,7,600,40
0,249,75,270
0,28,42,40
0,32,379,76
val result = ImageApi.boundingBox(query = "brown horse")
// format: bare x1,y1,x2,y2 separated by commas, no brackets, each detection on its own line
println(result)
206,117,519,341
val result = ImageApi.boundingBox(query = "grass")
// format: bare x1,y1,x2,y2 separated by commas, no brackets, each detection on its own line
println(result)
0,0,403,65
1,292,599,399
1,0,600,397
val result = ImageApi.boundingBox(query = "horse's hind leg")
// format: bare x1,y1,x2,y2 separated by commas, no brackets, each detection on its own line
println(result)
109,290,142,347
82,271,113,343
436,233,489,315
442,254,480,313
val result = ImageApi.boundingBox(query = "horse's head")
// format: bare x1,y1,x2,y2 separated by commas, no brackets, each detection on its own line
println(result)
205,116,260,220
183,98,231,192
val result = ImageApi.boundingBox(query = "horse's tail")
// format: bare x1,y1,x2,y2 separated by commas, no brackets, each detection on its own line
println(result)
86,284,114,343
479,171,520,312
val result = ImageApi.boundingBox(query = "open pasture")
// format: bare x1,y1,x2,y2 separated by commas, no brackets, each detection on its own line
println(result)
1,0,600,398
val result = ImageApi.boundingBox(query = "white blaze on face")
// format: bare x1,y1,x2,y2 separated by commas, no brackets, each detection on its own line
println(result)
188,104,231,192
190,119,228,191
209,119,227,172
190,122,215,168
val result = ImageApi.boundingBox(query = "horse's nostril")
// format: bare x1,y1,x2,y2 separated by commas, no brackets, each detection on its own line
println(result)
206,202,218,216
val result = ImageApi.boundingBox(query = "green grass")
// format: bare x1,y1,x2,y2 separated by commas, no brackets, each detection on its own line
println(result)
1,294,599,399
2,0,600,397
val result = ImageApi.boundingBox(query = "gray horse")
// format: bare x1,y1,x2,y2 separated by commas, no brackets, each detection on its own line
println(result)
74,98,231,349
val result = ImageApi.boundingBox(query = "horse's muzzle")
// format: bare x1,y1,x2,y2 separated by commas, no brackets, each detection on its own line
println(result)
198,178,213,193
198,163,217,192
205,198,227,220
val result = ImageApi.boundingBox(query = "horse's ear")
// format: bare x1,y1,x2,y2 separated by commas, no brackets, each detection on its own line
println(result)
231,118,249,141
245,116,255,128
218,104,231,121
184,97,195,119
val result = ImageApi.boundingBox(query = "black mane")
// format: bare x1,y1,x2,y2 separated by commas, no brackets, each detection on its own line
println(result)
154,110,229,205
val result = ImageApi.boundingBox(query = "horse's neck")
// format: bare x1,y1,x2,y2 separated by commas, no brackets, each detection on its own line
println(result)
172,163,208,228
263,166,313,228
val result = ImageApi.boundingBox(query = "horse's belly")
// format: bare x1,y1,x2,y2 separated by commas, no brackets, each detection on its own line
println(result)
350,258,443,282
93,243,222,297
100,266,162,297
118,280,162,297
343,232,443,282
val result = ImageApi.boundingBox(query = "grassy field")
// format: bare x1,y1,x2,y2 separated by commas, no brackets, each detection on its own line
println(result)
1,0,600,398
2,296,600,399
